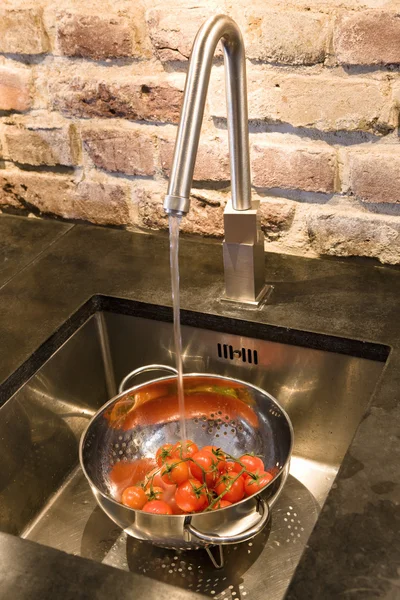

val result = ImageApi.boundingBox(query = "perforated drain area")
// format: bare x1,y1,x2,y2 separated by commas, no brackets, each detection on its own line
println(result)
283,506,305,544
125,535,263,598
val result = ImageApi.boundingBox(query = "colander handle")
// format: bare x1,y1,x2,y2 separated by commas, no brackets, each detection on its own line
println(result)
185,497,269,545
118,364,178,394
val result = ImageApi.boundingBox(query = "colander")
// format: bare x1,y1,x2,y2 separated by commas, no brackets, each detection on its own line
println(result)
79,365,293,567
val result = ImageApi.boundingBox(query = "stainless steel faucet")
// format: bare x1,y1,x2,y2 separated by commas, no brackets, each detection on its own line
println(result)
164,14,269,305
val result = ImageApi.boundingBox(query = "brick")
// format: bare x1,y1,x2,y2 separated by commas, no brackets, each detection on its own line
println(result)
51,75,183,123
258,198,296,240
73,181,131,226
210,69,393,134
136,185,227,237
56,11,138,60
0,171,131,225
159,133,230,181
0,171,73,214
146,7,220,62
0,67,32,112
82,125,155,176
347,149,400,204
334,11,400,65
0,8,48,55
236,9,329,65
3,123,78,167
252,140,336,193
307,209,400,264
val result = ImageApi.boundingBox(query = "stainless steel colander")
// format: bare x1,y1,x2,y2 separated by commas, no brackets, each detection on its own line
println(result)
79,365,293,565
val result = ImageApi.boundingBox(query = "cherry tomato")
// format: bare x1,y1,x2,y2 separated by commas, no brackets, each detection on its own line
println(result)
190,450,218,487
219,461,237,474
172,440,199,460
202,445,226,459
203,446,226,471
121,485,147,510
145,485,165,501
167,493,186,515
161,458,190,485
211,499,232,510
156,443,174,466
215,473,245,503
175,478,208,512
232,454,265,476
142,500,173,515
244,471,274,496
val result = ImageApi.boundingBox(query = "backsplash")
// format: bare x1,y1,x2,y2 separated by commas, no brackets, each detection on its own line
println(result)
1,0,400,264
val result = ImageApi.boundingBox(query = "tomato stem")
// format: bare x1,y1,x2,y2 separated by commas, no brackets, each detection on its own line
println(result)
206,469,245,510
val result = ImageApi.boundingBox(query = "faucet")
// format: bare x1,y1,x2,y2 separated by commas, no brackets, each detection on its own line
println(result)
164,14,269,305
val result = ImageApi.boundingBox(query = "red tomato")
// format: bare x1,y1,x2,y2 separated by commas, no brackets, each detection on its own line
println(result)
161,458,190,485
172,440,199,460
167,493,186,515
221,461,237,474
121,486,147,510
244,471,274,497
202,446,226,472
215,473,245,503
202,446,226,460
145,486,165,501
156,443,174,466
142,500,173,515
175,478,208,512
232,454,265,476
211,499,232,510
190,450,218,487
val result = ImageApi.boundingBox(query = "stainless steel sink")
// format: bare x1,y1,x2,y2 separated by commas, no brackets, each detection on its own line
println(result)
0,304,388,599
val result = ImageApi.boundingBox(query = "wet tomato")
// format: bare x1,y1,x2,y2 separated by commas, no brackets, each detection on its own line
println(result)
232,454,265,477
172,439,199,460
167,493,186,515
121,485,147,510
202,446,226,471
161,458,190,485
219,461,237,474
215,473,245,503
190,450,218,487
175,478,208,512
244,471,273,496
156,443,174,466
142,500,173,515
145,485,165,502
202,445,225,459
211,499,232,510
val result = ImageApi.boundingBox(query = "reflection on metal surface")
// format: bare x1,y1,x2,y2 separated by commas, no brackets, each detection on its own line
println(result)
0,311,386,599
21,468,318,600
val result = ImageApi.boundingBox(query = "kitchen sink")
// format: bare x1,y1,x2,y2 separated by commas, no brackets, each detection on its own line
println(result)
0,299,388,599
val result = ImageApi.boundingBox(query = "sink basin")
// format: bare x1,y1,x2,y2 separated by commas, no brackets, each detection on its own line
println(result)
0,299,388,599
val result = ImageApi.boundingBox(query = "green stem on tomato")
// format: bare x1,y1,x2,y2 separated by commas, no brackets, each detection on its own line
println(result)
222,451,258,480
206,468,246,511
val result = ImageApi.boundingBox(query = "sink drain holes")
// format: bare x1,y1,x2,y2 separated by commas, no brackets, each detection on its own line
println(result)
217,343,258,365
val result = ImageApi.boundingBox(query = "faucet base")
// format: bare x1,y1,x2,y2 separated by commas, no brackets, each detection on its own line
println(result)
221,283,273,308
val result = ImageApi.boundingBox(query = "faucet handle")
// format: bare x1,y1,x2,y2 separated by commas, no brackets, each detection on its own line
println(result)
222,199,272,305
224,199,262,245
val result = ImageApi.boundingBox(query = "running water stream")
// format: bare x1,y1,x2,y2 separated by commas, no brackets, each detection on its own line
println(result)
168,215,187,442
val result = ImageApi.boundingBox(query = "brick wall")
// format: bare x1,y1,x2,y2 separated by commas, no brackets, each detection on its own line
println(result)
1,0,400,264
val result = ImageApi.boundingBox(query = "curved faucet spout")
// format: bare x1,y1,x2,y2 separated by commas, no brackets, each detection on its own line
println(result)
164,14,251,215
